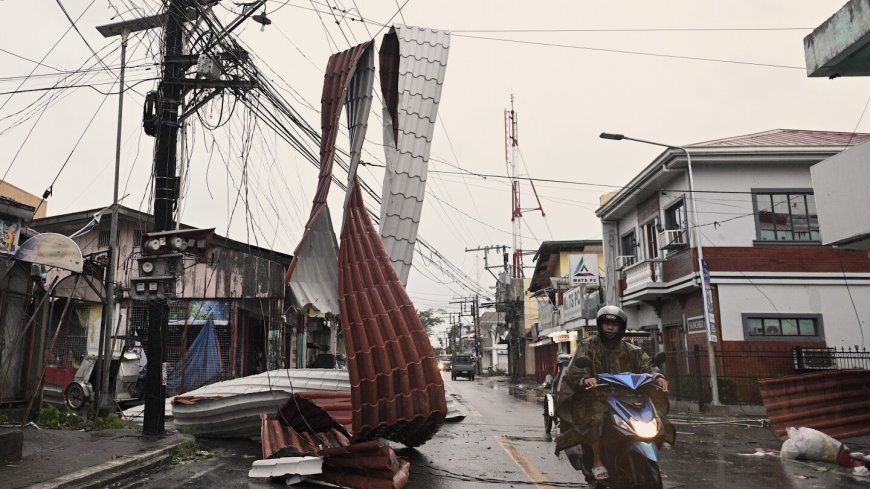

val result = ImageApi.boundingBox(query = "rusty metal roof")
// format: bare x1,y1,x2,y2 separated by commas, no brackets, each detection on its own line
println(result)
759,369,870,440
689,129,870,148
378,25,450,286
284,41,375,314
339,180,447,447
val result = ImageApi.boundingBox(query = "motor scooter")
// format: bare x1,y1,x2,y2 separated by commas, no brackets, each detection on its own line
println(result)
543,353,573,434
562,353,675,489
64,343,145,411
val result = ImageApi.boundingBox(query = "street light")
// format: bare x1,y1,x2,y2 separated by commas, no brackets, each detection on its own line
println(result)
95,15,166,416
599,132,721,406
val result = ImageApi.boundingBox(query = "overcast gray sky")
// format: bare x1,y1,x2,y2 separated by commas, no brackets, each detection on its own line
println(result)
1,1,866,330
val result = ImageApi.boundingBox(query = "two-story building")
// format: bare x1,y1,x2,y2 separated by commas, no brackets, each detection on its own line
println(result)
527,240,604,383
597,129,870,403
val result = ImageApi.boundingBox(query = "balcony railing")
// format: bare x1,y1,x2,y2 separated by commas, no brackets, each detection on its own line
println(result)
623,258,665,291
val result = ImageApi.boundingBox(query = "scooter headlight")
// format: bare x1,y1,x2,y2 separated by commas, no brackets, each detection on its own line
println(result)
612,414,659,439
630,417,659,439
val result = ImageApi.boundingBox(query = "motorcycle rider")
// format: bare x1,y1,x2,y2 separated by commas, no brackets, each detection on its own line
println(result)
554,305,668,481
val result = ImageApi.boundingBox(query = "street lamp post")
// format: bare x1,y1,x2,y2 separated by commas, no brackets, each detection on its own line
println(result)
96,14,168,418
599,132,721,406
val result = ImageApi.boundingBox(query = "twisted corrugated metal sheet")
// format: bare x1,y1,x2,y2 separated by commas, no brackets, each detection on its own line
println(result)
284,41,375,314
378,26,450,286
759,369,870,440
339,180,447,447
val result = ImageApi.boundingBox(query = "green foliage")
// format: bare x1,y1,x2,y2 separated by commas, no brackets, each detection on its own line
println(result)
172,440,212,464
0,413,9,424
417,308,446,337
37,405,133,430
93,413,133,430
38,405,89,430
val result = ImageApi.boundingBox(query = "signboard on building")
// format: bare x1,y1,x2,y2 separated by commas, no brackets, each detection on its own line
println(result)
552,330,578,343
701,259,718,343
0,218,21,253
568,253,599,285
686,316,705,334
561,285,585,324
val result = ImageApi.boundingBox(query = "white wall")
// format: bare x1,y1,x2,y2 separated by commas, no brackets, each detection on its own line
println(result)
811,140,870,247
717,282,870,348
692,164,814,247
623,303,661,332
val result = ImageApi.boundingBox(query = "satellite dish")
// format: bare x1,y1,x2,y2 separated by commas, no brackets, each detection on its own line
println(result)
14,233,83,273
54,274,105,302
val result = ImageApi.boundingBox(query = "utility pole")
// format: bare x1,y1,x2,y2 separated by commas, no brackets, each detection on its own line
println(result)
465,245,508,280
143,0,187,436
139,0,259,435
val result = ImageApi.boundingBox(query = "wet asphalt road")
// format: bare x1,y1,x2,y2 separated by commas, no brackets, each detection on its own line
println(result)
128,372,870,488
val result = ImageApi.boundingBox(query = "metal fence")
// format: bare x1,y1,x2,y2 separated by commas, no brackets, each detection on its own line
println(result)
127,299,235,397
663,344,870,406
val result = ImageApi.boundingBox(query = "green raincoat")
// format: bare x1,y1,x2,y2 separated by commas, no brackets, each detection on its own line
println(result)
553,336,666,455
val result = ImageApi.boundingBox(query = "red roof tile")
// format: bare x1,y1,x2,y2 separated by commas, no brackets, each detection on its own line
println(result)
339,179,447,447
689,129,870,148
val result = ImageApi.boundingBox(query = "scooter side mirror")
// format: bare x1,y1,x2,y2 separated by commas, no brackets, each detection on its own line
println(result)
573,356,593,369
652,351,667,367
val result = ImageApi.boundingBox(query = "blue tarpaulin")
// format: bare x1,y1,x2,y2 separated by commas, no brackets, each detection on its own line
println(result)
168,318,222,393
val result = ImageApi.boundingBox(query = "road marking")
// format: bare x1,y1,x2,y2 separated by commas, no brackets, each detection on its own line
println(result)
496,435,552,489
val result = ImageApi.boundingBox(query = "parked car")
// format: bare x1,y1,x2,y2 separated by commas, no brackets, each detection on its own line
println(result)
451,354,475,381
438,355,451,371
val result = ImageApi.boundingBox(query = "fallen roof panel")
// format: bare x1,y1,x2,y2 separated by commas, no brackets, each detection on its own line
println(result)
285,41,375,313
378,25,450,286
340,180,447,447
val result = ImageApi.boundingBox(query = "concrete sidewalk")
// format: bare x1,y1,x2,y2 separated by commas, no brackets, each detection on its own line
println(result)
1,426,189,489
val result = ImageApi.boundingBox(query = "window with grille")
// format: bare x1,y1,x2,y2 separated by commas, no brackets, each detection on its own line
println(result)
753,191,820,242
98,229,110,248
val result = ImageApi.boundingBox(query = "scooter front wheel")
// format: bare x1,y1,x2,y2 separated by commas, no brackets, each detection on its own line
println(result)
65,383,86,410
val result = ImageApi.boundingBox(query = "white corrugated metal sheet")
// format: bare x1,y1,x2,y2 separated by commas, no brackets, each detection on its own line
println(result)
249,456,322,481
287,207,339,315
171,369,351,438
379,25,450,286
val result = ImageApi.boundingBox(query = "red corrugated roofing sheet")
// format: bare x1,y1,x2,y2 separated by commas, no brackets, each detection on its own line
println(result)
759,369,870,440
689,129,870,148
284,41,374,286
259,413,409,489
339,179,447,447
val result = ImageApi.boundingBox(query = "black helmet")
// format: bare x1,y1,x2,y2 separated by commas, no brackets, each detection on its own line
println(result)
596,305,627,343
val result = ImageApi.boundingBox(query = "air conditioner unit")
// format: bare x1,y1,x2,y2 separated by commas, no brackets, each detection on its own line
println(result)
615,255,636,270
793,347,836,372
659,229,687,250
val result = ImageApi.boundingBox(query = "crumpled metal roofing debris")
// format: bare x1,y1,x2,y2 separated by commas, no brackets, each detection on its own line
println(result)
759,369,870,440
284,41,375,315
339,180,447,447
259,407,410,489
378,26,450,286
170,369,350,438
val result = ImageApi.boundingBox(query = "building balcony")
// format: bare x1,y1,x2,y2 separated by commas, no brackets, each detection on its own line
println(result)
618,250,696,303
623,259,665,291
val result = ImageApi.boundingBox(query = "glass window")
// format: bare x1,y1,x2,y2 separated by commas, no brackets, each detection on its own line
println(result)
746,316,820,338
781,319,799,336
620,231,637,259
748,318,763,336
798,318,817,336
754,191,820,242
